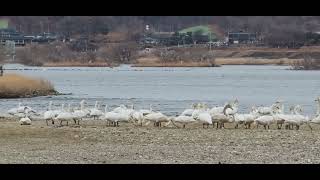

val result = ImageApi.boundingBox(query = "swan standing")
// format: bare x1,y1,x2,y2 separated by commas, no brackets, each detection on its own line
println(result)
256,102,281,115
90,101,104,120
139,104,153,116
54,104,74,126
310,97,320,124
285,105,310,130
43,101,58,126
180,103,197,116
192,107,212,128
233,107,260,129
72,100,89,125
254,106,281,129
144,112,171,127
129,110,145,126
170,115,197,128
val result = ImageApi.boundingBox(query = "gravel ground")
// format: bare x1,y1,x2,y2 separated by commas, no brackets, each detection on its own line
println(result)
1,118,320,164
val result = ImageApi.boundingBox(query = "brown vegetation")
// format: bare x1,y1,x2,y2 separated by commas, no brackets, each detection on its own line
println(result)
291,55,320,70
0,74,58,98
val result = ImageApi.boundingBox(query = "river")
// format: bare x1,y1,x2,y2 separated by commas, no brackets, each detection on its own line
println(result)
1,64,320,116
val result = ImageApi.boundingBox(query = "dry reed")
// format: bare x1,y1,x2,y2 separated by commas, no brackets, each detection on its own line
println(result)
0,74,56,98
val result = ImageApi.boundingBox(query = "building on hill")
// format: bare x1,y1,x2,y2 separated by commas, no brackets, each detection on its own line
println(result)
178,25,217,44
0,19,9,29
0,28,25,46
227,31,258,44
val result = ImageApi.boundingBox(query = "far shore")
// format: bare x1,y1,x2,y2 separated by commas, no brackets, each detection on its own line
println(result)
43,62,113,67
133,57,300,67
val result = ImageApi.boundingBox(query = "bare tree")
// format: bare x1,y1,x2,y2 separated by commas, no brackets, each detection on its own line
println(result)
0,44,6,62
0,45,5,76
86,51,97,63
291,55,320,70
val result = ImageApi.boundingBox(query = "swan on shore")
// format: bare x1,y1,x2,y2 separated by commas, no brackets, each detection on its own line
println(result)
72,100,89,125
43,101,58,126
170,115,197,128
144,112,170,127
54,104,74,126
254,106,281,129
89,101,104,120
19,114,32,125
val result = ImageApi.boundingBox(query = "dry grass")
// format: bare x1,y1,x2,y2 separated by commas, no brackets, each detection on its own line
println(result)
134,56,298,67
133,61,216,67
134,57,217,67
0,74,56,98
214,58,300,65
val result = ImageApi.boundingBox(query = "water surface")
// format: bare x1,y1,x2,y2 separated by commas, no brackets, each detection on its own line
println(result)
1,64,319,116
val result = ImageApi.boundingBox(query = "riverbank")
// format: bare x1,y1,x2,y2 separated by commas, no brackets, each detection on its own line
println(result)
134,57,298,67
133,61,220,67
0,118,319,164
43,61,113,67
0,74,59,98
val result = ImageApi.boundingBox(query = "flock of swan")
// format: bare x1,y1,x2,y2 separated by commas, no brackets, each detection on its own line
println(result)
3,97,320,130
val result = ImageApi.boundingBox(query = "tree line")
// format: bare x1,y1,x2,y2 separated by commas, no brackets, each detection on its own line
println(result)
2,16,320,39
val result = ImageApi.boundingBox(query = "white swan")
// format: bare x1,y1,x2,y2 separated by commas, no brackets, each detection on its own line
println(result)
211,103,235,129
256,102,281,115
77,100,91,117
113,104,127,113
90,101,104,120
284,105,310,130
54,104,74,126
197,112,212,128
233,107,260,129
180,103,196,116
8,102,36,117
170,115,197,128
128,111,145,126
140,104,153,116
105,112,129,127
43,101,58,126
72,100,89,125
19,114,32,125
224,101,239,118
254,106,281,129
316,97,320,116
192,108,212,128
309,97,320,129
100,104,131,126
209,99,237,115
144,112,171,127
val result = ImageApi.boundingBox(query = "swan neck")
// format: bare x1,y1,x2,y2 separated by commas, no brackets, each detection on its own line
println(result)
80,102,84,110
105,105,108,113
48,102,52,111
317,101,320,115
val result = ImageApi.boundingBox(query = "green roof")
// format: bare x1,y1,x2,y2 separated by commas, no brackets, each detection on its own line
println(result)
178,25,216,40
0,19,8,29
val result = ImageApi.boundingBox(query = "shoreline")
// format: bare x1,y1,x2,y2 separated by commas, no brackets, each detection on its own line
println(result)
43,62,112,67
0,119,319,164
0,91,68,99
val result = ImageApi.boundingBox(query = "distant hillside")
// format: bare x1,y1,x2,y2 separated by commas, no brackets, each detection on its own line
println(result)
2,16,320,36
178,25,217,40
0,19,8,29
